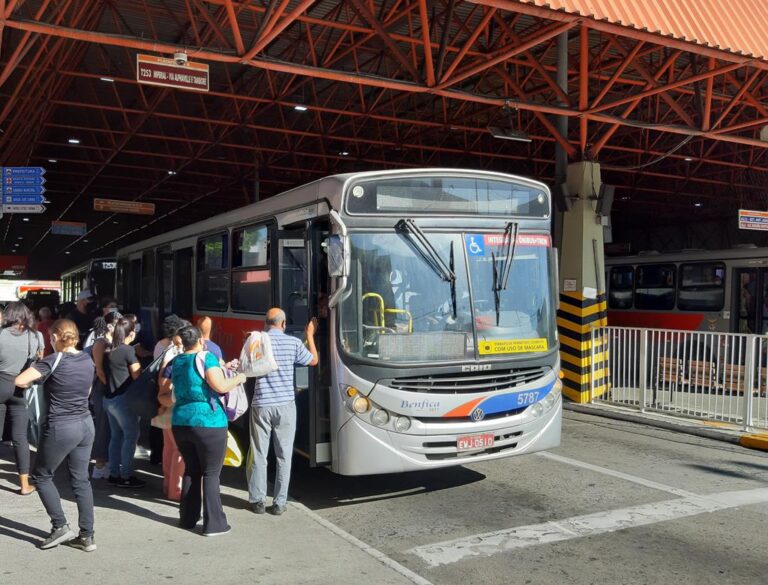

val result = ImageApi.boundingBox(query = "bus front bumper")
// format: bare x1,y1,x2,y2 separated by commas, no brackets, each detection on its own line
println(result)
333,402,561,476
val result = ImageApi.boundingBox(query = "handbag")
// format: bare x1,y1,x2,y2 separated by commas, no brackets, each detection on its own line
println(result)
123,353,165,420
26,351,63,446
194,351,248,422
223,430,243,467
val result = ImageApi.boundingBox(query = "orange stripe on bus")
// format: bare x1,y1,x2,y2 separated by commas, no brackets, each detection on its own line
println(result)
443,397,485,418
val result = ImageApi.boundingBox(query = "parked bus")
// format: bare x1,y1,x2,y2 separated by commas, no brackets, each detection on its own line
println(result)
61,258,117,303
606,245,768,334
115,169,562,475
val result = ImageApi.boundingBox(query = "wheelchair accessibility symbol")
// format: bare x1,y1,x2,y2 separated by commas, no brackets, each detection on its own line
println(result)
466,234,485,256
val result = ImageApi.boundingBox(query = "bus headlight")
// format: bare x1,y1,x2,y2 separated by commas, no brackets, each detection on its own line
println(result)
352,396,371,414
394,416,411,432
530,403,544,418
371,408,390,426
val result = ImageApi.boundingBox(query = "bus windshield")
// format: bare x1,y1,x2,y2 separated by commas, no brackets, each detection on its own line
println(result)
338,231,555,363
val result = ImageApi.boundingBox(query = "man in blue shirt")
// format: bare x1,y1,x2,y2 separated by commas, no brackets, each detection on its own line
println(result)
196,316,223,360
246,308,318,515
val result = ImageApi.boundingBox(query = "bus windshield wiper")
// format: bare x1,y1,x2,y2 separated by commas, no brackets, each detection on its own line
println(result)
492,222,519,326
396,219,457,317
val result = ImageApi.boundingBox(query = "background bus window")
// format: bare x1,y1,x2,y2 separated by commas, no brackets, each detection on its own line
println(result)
232,224,270,312
608,266,634,309
635,264,676,310
677,262,725,311
141,251,156,306
196,233,229,311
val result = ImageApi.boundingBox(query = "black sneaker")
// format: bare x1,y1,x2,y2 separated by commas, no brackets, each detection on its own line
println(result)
117,476,146,489
269,504,286,516
107,475,120,485
68,535,97,552
203,525,231,537
250,501,266,514
40,525,75,549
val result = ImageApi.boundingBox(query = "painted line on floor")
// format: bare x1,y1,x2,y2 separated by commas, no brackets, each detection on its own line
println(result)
408,487,768,567
536,451,697,497
291,500,434,585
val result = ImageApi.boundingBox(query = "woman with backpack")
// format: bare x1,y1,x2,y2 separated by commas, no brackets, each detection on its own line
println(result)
170,325,245,536
102,317,145,489
0,301,43,496
15,319,97,551
88,310,122,479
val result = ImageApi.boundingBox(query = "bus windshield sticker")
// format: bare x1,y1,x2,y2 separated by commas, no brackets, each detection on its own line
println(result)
466,233,551,254
478,338,548,354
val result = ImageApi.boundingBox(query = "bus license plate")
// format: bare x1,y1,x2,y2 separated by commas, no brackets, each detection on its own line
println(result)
457,433,494,452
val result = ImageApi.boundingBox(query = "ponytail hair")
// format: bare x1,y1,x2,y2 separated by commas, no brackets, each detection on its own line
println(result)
111,317,135,349
50,319,79,350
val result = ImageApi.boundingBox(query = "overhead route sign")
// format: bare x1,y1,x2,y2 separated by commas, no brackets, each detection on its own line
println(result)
52,221,88,236
136,54,209,92
738,209,768,231
94,198,155,216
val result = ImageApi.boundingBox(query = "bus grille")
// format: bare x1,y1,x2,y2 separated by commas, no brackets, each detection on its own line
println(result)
388,366,550,394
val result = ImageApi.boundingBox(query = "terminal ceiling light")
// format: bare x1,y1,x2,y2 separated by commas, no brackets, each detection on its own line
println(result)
112,220,119,224
48,159,57,163
488,105,532,143
65,251,71,255
294,105,308,112
68,138,80,144
83,239,89,243
167,170,177,175
100,76,115,83
684,157,694,162
694,202,703,207
339,151,350,156
22,217,29,222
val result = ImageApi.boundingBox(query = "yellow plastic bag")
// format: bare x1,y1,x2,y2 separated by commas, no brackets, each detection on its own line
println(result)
224,431,243,467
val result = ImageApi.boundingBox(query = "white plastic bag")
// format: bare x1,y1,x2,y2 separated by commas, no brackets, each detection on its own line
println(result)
238,331,278,378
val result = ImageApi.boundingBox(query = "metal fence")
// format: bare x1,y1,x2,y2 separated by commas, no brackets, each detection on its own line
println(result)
590,326,768,431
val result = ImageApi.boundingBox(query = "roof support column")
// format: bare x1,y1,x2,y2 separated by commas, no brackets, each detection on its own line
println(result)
557,161,609,403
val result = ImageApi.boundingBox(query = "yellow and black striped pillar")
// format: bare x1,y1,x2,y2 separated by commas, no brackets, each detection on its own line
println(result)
557,292,609,403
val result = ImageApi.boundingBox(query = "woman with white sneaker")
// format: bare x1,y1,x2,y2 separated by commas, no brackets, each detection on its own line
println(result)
16,319,97,551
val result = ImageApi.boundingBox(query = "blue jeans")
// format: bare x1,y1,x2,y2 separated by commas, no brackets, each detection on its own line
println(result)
103,393,140,479
246,402,296,507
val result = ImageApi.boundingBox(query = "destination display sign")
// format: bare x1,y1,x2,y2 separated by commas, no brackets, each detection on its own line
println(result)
136,54,209,92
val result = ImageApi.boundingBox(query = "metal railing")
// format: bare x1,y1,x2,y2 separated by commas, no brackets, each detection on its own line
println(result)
590,326,768,431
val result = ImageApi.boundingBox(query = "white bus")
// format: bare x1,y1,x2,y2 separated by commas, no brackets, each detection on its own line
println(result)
116,169,562,475
606,245,768,334
61,258,117,303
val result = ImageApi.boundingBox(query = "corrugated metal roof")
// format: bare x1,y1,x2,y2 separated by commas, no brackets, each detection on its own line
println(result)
515,0,768,61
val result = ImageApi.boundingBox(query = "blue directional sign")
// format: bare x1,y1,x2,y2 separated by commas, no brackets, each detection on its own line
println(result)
2,166,46,178
4,185,46,196
3,176,46,186
1,167,47,207
4,194,46,204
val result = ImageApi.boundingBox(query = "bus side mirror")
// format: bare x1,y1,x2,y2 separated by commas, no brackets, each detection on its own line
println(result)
327,234,350,278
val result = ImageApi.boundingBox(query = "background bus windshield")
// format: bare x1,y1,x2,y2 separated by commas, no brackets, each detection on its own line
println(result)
339,231,554,363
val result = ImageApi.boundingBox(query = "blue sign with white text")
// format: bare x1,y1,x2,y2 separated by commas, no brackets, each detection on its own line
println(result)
1,167,47,205
4,194,45,204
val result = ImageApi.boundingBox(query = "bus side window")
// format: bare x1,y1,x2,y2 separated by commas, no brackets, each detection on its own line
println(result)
609,266,634,309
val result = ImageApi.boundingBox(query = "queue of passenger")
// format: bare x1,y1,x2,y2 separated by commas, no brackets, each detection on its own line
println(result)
3,290,319,550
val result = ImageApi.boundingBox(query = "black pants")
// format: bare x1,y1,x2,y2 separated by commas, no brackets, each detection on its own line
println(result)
172,425,228,534
0,373,30,475
32,417,95,537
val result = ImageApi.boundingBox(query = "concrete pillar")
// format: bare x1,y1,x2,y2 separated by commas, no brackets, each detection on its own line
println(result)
557,161,609,403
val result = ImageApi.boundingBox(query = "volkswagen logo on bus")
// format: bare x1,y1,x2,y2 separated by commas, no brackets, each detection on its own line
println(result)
471,408,485,421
